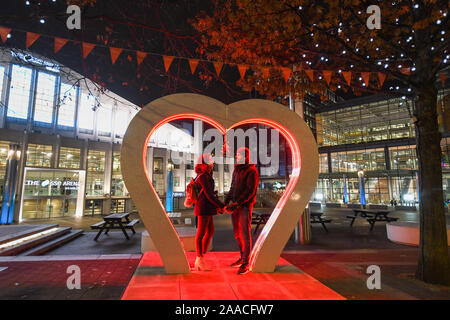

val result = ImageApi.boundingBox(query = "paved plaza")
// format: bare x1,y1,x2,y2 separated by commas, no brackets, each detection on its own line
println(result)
0,208,446,300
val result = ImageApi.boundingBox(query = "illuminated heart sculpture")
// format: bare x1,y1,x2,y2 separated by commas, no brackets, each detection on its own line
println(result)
121,93,319,274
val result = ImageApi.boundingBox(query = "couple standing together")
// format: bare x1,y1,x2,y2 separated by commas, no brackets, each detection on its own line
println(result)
193,147,259,275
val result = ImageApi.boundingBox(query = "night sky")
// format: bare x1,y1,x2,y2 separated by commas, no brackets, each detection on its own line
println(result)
0,0,252,107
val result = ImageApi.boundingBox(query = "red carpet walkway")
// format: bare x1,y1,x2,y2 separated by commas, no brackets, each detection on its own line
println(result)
121,252,345,300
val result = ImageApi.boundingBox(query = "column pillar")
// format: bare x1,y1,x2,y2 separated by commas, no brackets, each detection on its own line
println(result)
1,144,21,224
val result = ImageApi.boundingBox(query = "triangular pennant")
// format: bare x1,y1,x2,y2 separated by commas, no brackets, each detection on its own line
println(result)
163,55,174,72
378,72,387,88
342,71,352,86
110,47,123,64
282,68,291,82
26,32,40,49
440,73,448,86
213,62,223,76
238,65,248,79
322,70,332,85
82,42,96,59
54,37,68,53
305,69,314,82
0,27,11,43
189,59,199,74
361,72,370,87
136,51,147,66
400,68,411,75
261,67,270,78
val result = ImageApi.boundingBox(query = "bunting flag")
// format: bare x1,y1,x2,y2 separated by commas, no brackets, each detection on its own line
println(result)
261,67,270,78
238,65,248,79
54,37,68,53
136,51,147,66
189,59,199,74
163,55,174,72
342,71,352,86
0,25,409,92
440,73,448,86
26,32,40,49
82,42,96,59
322,70,332,85
0,26,11,43
378,72,387,88
400,68,411,75
110,47,123,64
305,69,314,82
213,62,223,76
282,68,291,82
361,72,370,87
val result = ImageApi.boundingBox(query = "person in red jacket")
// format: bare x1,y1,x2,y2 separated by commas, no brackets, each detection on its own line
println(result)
225,147,259,275
193,154,224,271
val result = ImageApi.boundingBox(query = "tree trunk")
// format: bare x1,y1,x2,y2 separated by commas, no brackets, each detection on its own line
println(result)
415,82,450,286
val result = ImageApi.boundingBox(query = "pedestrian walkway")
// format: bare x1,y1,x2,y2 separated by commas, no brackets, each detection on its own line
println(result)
121,251,345,300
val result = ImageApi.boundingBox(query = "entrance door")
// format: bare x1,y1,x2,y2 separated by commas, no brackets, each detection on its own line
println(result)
21,169,81,220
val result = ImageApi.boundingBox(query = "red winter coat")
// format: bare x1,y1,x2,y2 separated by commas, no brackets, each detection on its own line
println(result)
225,164,259,208
194,166,224,216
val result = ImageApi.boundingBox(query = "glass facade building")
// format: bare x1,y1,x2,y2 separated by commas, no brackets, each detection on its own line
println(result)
314,91,450,206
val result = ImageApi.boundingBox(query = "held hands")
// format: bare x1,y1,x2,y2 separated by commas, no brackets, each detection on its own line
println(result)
224,202,238,214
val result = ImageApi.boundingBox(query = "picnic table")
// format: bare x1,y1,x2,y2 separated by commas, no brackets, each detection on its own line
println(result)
310,211,332,232
251,211,271,235
347,209,398,231
168,212,182,225
91,212,139,241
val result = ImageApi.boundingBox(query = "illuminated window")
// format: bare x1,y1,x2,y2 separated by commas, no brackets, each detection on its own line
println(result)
34,72,56,124
0,66,4,95
86,150,105,196
111,152,125,196
26,144,53,167
78,93,96,133
97,104,112,136
0,141,10,201
58,147,81,169
114,108,130,138
58,83,78,127
7,65,33,120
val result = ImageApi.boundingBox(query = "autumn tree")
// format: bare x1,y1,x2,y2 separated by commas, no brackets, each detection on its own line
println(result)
193,0,450,285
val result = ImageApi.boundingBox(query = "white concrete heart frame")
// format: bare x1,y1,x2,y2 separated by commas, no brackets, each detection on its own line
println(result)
121,94,319,274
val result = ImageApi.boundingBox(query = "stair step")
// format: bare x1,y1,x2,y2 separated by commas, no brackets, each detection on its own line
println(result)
0,224,59,245
0,227,72,256
21,229,84,256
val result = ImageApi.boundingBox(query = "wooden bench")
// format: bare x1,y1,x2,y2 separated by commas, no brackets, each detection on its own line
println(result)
90,221,105,230
367,216,398,231
125,219,139,234
310,212,332,232
251,213,271,235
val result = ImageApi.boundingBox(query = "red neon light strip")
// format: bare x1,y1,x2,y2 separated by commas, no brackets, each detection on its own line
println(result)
142,114,301,272
229,119,301,270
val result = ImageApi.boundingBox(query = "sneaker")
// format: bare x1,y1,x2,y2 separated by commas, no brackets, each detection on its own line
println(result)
237,263,250,275
230,258,243,268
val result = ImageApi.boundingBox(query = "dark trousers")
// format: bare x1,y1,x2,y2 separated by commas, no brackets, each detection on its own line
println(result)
195,215,214,257
231,206,252,264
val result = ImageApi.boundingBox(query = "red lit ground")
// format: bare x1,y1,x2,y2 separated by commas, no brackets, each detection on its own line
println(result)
0,255,140,299
121,252,345,300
